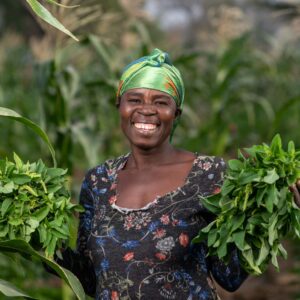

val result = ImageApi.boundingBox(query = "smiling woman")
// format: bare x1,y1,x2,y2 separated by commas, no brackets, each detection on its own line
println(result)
53,49,248,300
119,88,179,150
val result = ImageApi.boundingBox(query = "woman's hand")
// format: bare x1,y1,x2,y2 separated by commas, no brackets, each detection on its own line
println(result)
289,179,300,208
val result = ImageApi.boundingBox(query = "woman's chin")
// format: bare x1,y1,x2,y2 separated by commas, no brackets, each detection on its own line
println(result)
129,136,170,151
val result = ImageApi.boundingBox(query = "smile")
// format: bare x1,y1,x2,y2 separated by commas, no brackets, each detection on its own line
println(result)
134,123,158,131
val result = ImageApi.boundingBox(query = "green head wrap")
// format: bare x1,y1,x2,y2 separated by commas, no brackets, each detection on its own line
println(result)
116,48,185,140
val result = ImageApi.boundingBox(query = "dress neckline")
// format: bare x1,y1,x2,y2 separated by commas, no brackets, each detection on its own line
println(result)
109,152,200,213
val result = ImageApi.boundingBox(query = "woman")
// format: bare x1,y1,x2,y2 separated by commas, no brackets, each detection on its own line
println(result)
57,49,299,300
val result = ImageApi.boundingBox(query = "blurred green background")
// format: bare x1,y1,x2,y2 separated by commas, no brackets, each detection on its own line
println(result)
0,0,300,299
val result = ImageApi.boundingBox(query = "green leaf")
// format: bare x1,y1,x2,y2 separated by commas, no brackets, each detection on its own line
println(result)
0,225,9,237
25,0,78,41
265,184,277,213
217,241,227,258
21,185,38,197
256,186,267,206
199,195,221,214
201,220,217,234
25,218,40,232
278,243,287,259
271,246,279,270
32,206,50,222
8,218,23,226
10,174,32,185
0,239,85,300
46,168,67,179
228,159,243,171
1,199,13,216
263,169,279,184
231,214,245,232
45,0,80,8
256,238,269,266
242,248,262,275
0,182,14,194
288,141,295,156
0,279,36,298
207,229,218,247
238,170,261,185
270,134,282,155
0,107,56,167
268,214,278,246
232,231,245,251
221,180,235,196
13,153,24,170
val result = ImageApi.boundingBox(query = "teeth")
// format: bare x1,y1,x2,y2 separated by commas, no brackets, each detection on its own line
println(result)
134,123,157,130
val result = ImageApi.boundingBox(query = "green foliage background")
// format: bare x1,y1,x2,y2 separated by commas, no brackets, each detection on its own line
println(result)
0,0,300,299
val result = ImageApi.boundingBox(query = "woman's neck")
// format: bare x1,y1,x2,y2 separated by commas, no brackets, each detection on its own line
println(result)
127,143,177,170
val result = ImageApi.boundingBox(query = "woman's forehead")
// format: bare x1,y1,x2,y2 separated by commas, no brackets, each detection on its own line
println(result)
123,88,173,99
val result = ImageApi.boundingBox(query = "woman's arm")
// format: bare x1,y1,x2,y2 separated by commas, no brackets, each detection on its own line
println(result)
204,157,248,291
207,246,248,292
55,172,96,297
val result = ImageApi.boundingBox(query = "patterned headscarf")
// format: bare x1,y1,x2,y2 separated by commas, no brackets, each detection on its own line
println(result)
116,48,185,139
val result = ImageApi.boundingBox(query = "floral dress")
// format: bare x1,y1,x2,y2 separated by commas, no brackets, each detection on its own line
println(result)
59,153,248,300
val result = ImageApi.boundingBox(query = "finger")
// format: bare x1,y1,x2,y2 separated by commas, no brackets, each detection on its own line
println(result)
296,179,300,189
290,184,300,208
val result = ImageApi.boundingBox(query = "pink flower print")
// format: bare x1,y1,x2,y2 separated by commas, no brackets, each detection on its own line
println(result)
109,195,117,205
203,161,212,171
123,212,152,231
160,214,170,225
153,228,166,239
155,252,167,261
123,252,134,261
179,233,189,247
91,174,96,182
172,219,179,226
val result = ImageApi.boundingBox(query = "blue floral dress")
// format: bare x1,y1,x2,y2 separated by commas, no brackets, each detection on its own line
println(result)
59,153,247,300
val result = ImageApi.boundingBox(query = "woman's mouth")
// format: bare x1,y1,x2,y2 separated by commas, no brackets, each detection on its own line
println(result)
133,122,158,134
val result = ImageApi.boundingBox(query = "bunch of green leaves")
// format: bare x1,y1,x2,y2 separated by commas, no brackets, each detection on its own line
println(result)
0,153,82,258
193,134,300,275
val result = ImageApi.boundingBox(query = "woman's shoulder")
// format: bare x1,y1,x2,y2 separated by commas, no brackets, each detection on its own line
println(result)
84,153,130,179
195,153,226,166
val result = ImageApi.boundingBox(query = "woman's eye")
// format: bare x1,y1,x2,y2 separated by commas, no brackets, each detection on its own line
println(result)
155,101,168,106
128,98,141,103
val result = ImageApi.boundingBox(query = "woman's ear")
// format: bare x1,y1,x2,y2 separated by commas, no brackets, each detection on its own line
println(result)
175,108,182,118
115,96,121,108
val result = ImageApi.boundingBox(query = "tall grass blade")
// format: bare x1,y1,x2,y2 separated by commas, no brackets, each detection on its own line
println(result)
0,279,36,298
0,240,85,300
0,107,56,167
25,0,79,41
45,0,80,8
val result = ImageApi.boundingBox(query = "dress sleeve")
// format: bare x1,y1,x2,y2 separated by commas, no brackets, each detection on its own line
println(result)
55,171,96,297
204,157,249,291
207,247,248,292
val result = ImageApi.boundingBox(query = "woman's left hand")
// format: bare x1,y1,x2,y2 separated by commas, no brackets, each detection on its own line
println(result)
289,179,300,208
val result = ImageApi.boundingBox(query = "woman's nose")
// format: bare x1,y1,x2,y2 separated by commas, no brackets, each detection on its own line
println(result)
138,103,157,115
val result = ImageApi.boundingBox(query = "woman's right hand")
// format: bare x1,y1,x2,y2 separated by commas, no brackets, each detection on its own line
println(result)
289,179,300,208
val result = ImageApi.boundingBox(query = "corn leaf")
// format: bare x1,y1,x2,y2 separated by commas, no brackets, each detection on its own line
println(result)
25,0,78,41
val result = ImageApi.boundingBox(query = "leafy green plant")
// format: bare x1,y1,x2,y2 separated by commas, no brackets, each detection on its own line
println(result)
193,134,300,275
0,153,82,257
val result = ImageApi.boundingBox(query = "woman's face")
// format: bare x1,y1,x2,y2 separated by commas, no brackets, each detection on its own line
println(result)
119,88,179,150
